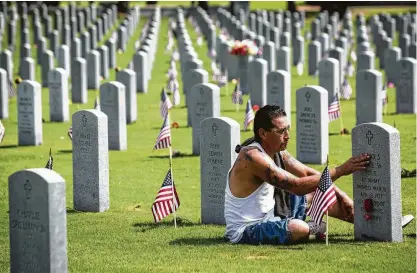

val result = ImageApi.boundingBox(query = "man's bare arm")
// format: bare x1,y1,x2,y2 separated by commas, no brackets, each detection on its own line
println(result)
281,150,321,177
242,148,370,195
242,148,324,195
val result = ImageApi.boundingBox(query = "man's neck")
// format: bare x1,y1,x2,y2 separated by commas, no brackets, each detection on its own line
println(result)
257,141,277,160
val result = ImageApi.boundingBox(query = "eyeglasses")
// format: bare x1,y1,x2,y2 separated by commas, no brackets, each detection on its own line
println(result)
269,125,290,135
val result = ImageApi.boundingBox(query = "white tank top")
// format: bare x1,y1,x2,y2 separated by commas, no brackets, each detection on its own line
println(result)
224,142,276,243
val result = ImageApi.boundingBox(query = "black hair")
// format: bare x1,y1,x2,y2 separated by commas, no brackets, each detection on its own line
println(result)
253,105,287,143
234,105,287,153
235,137,255,153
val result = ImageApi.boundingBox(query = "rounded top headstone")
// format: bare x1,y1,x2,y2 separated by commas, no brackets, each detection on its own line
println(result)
9,168,65,185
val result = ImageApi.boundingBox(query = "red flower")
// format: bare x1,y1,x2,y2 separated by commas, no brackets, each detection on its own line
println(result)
171,122,179,128
252,105,260,112
364,214,372,221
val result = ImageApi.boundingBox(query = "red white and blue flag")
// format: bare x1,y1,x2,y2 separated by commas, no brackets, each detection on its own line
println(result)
382,82,388,107
151,169,180,223
244,98,255,131
328,94,341,122
340,78,352,100
306,166,337,225
160,88,172,119
154,114,171,150
232,81,243,105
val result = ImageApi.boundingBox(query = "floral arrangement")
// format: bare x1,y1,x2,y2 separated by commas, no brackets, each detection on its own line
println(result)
229,39,260,56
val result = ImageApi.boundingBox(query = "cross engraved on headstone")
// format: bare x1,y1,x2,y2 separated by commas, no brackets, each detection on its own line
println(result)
366,130,373,145
82,115,87,127
305,91,311,102
212,123,218,136
24,84,27,93
24,180,32,199
200,87,204,95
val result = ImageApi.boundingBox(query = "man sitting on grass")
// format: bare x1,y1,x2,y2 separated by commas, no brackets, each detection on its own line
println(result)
224,104,371,245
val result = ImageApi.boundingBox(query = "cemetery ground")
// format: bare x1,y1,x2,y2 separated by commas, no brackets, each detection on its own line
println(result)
0,4,416,273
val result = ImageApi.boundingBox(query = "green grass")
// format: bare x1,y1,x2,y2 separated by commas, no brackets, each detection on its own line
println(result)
0,4,416,273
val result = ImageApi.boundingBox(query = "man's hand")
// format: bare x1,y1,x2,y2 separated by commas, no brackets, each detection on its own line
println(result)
338,153,370,176
335,190,354,223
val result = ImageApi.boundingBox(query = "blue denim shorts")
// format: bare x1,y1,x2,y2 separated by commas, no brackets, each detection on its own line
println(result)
238,194,307,245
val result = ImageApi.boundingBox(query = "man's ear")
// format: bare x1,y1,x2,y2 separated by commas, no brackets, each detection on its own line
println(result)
258,128,267,140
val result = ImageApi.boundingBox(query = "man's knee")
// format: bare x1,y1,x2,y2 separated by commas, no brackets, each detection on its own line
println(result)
288,219,309,242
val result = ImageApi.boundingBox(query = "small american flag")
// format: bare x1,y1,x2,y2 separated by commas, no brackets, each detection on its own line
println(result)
154,114,171,150
172,80,180,106
218,72,227,88
244,99,255,131
151,169,180,223
68,126,72,140
197,36,203,46
172,49,179,61
306,166,337,225
350,50,357,62
232,81,243,105
345,61,354,78
382,83,388,107
0,120,5,143
8,79,16,98
208,49,217,60
305,31,312,41
296,62,304,76
94,97,101,111
45,148,53,170
328,94,341,122
340,78,352,100
160,88,173,119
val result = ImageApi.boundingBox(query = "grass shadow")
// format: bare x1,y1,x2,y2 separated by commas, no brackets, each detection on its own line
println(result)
406,233,416,239
58,149,73,154
0,144,18,149
149,151,198,159
66,208,83,214
170,236,228,246
133,217,200,232
151,126,189,130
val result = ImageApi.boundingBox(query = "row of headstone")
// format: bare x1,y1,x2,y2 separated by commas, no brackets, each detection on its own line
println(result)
175,9,208,128
215,7,417,117
0,2,120,94
192,7,216,51
356,12,417,114
0,2,124,122
133,8,161,93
